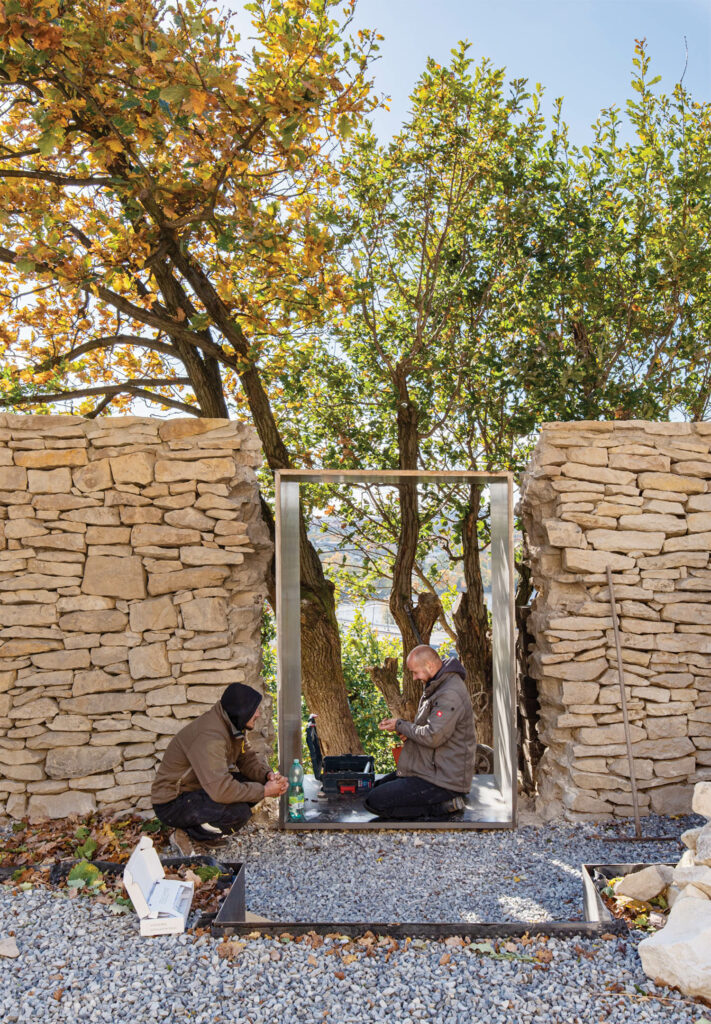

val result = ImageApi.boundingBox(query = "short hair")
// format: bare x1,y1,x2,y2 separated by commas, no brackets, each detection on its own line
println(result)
406,645,442,674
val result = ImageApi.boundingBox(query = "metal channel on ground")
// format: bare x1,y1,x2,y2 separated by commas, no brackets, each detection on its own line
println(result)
274,470,517,831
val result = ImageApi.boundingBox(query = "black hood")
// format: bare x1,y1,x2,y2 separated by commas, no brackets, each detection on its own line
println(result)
221,683,262,731
432,656,466,682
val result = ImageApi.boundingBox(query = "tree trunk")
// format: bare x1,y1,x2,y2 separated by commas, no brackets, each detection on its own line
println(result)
453,484,493,746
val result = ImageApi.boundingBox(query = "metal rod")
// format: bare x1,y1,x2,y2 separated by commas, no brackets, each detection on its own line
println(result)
606,564,642,839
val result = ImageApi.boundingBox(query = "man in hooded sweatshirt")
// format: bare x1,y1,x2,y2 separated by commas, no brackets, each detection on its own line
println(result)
152,682,288,853
364,645,476,820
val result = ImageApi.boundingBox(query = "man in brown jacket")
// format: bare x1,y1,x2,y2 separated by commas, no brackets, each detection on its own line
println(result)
365,646,476,820
152,682,287,852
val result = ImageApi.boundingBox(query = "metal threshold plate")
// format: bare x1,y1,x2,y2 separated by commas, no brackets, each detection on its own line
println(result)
281,774,514,831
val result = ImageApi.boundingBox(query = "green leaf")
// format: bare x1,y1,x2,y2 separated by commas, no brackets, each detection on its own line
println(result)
37,130,63,157
67,860,103,890
159,85,189,104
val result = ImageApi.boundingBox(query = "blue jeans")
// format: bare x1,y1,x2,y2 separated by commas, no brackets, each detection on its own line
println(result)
363,771,459,820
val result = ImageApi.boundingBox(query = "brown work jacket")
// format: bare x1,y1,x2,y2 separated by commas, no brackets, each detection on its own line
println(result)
151,701,269,806
395,666,476,794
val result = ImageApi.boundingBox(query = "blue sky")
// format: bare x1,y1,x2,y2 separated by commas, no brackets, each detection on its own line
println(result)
347,0,711,144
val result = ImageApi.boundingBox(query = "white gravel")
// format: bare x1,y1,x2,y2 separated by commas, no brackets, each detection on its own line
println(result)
0,814,707,1023
223,813,701,924
0,886,703,1024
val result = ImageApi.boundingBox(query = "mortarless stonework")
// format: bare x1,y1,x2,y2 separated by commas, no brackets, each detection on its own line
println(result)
520,420,711,821
0,415,271,822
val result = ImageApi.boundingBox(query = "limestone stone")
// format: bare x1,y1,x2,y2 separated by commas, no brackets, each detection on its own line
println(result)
562,549,635,574
561,462,634,485
32,532,86,552
183,684,227,704
15,449,87,469
650,784,694,815
0,466,27,490
537,658,608,683
72,670,132,696
61,692,145,714
147,567,230,595
609,453,670,472
58,609,127,632
84,526,131,545
180,546,244,566
576,723,645,745
28,789,96,820
31,649,90,670
26,730,90,749
27,467,72,494
154,457,234,483
614,865,673,901
145,684,187,706
566,446,608,466
131,524,201,547
687,494,711,512
180,597,228,632
617,513,686,536
7,696,58,720
639,552,709,569
81,554,146,599
639,895,711,999
638,471,706,494
693,782,711,818
654,755,696,778
163,508,214,531
673,864,711,894
129,642,170,680
587,529,665,555
73,459,113,492
131,712,183,734
662,604,711,625
111,451,155,485
544,520,583,548
45,745,122,779
159,419,227,441
695,824,711,864
632,736,694,759
0,605,57,627
681,826,702,852
129,595,178,632
672,459,711,477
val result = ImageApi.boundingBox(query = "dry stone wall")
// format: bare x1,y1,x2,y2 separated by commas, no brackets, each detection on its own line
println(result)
520,421,711,821
0,415,271,821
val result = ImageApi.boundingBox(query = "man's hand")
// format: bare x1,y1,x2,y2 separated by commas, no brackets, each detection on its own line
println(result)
378,717,400,733
267,770,284,782
265,777,289,798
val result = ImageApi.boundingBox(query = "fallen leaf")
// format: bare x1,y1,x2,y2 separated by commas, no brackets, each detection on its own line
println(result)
342,954,357,965
502,941,518,952
52,989,63,1002
601,933,617,941
183,869,202,887
334,971,345,980
444,936,464,948
308,954,318,966
536,949,554,963
217,940,245,960
439,953,451,965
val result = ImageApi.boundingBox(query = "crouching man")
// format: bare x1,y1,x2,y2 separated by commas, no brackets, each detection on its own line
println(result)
152,682,287,853
365,646,475,820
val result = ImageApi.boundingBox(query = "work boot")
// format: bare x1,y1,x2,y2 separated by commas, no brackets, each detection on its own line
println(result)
185,823,228,848
170,829,195,857
440,795,466,814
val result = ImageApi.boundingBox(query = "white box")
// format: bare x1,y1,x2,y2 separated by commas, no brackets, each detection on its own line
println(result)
123,836,194,936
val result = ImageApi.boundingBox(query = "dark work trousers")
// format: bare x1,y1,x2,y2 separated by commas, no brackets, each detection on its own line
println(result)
153,772,259,835
363,771,460,820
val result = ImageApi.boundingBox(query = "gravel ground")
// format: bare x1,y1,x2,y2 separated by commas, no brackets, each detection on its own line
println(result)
0,885,705,1024
1,814,708,1023
222,813,702,924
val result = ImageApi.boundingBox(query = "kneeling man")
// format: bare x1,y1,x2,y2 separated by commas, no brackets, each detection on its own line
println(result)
365,646,475,820
152,682,287,852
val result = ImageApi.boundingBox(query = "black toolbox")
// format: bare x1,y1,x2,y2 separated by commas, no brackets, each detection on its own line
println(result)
320,754,375,795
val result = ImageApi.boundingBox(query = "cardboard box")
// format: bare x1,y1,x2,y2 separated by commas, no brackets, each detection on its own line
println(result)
123,836,194,936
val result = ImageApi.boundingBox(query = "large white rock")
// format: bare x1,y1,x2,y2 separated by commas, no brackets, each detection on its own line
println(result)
695,823,711,865
613,865,673,901
693,781,711,819
673,864,711,895
638,896,711,1001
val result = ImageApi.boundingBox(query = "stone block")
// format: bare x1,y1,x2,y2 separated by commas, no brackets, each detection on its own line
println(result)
576,723,646,746
538,657,608,682
131,713,183,734
587,529,665,555
7,696,59,719
72,670,132,696
617,513,686,536
693,782,711,819
561,462,634,485
662,604,711,625
650,783,694,815
147,567,230,595
164,508,214,531
145,684,187,706
0,466,27,490
562,548,635,574
614,865,673,901
180,597,228,632
129,642,170,680
654,755,696,778
84,526,131,546
154,457,234,483
129,595,178,632
15,449,87,469
0,604,57,627
646,717,688,740
639,896,711,1000
31,649,90,671
111,451,155,486
60,692,145,715
180,546,244,566
544,520,583,548
609,454,670,472
58,609,128,632
638,472,706,494
27,467,72,493
131,524,201,547
45,745,122,779
73,459,113,492
28,789,96,821
82,554,146,599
